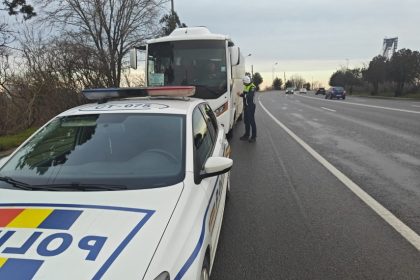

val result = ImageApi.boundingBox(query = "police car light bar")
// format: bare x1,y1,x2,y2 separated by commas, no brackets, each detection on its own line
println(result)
82,86,195,101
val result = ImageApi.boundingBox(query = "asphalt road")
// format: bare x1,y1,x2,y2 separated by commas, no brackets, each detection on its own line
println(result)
211,91,420,279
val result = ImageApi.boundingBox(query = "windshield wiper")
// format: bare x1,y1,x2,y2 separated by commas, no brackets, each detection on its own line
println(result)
30,183,128,192
0,176,33,190
0,177,127,191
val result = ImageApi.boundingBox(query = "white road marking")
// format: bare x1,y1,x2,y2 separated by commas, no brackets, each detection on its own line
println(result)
297,95,420,114
321,107,336,112
411,105,420,108
259,99,420,251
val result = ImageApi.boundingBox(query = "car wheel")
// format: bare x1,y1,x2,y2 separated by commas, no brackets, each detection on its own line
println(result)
342,96,346,100
201,256,210,280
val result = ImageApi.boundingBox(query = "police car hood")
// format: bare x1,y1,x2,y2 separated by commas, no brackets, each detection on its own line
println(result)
0,183,184,280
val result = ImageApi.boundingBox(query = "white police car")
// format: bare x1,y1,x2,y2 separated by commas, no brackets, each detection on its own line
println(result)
0,87,232,280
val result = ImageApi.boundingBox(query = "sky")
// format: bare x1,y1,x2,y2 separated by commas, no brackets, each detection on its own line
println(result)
172,0,420,88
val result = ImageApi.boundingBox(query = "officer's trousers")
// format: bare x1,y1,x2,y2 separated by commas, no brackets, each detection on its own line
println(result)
243,105,256,138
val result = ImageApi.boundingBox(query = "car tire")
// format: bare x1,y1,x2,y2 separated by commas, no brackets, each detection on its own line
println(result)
342,96,346,100
201,256,210,280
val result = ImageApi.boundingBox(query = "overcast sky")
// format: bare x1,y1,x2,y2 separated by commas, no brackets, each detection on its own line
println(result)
173,0,420,87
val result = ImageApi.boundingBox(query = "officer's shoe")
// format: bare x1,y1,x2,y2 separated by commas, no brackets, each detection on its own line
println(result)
240,135,249,141
248,137,256,143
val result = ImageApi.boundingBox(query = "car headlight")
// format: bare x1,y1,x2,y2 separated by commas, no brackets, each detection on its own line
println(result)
154,272,170,280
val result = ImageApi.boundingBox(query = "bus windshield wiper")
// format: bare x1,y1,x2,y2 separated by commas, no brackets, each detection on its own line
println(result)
31,183,128,192
0,176,33,190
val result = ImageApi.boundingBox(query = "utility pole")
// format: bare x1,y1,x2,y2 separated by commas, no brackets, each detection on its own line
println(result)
272,62,278,84
171,0,174,15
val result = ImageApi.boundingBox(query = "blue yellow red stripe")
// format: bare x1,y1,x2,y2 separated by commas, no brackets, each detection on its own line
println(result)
0,208,82,230
0,258,43,280
0,257,7,268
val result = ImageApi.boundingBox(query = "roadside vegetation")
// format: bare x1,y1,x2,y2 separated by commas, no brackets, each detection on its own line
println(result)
269,49,420,98
329,49,420,97
0,0,186,144
0,127,37,152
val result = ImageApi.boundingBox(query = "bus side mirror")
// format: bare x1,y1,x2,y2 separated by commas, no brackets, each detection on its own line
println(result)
230,46,240,66
130,48,137,69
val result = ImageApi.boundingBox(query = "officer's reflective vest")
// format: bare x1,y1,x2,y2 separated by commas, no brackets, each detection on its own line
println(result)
243,83,256,106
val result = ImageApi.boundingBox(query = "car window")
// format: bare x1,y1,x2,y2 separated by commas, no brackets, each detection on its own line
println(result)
0,114,186,190
200,103,218,142
192,107,214,170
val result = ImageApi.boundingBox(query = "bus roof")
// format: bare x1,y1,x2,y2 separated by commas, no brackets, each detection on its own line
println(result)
147,27,233,44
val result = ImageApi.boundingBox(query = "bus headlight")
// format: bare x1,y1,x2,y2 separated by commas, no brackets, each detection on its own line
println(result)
214,101,228,117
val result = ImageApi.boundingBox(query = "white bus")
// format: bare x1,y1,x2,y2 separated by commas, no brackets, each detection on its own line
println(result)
131,27,245,137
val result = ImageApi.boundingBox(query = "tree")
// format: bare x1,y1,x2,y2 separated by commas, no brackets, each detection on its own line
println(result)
303,82,311,90
290,74,305,89
40,0,165,87
272,77,282,90
159,11,187,36
0,0,36,49
329,70,345,87
388,48,420,96
284,80,292,88
252,72,263,91
362,55,387,95
2,0,36,19
329,68,363,93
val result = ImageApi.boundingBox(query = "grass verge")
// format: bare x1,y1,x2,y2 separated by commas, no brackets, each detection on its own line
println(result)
0,127,38,152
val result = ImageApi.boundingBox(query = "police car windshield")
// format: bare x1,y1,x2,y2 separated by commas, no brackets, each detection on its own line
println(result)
147,40,227,99
0,114,185,190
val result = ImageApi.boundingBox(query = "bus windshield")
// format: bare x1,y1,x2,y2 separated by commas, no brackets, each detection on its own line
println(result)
147,40,227,99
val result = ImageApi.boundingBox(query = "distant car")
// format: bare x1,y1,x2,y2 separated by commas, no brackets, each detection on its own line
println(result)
285,88,294,94
0,86,232,280
299,88,307,94
326,86,346,99
315,88,326,95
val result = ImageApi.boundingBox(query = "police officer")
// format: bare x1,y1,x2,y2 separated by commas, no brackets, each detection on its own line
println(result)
237,75,257,142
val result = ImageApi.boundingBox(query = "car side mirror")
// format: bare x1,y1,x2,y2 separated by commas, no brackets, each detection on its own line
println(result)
200,156,233,180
